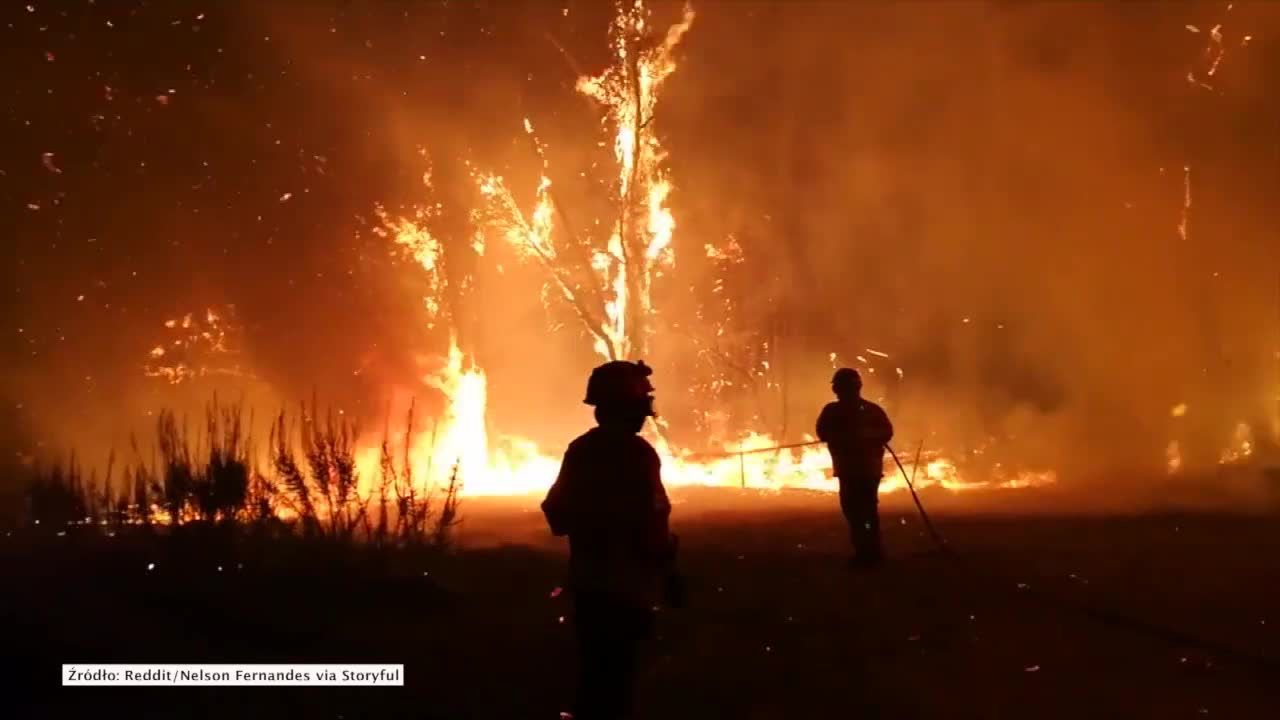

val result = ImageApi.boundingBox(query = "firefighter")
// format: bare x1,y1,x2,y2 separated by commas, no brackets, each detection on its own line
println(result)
816,367,895,568
542,359,681,720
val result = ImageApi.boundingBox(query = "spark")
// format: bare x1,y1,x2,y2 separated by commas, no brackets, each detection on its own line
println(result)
1207,24,1226,77
1166,441,1183,474
1178,166,1191,242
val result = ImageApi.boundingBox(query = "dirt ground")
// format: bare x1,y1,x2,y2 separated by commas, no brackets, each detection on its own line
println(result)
5,486,1279,719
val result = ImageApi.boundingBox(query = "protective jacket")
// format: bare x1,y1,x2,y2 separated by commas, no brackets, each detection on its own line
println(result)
816,398,894,478
542,427,673,607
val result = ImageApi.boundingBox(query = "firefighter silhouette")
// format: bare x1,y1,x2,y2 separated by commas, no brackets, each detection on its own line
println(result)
817,368,895,567
542,360,682,719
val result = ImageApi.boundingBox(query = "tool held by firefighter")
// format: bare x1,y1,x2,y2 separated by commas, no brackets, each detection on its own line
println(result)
885,442,948,551
541,359,683,720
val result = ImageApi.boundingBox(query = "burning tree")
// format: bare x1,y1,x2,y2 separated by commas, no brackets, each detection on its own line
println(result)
467,1,793,444
365,1,1062,497
472,1,695,362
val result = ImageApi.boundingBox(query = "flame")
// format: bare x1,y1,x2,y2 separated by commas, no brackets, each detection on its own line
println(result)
1166,441,1183,475
1166,420,1262,475
353,335,561,497
472,1,694,362
1218,422,1254,465
350,315,1055,498
143,304,253,384
363,2,1056,500
375,199,447,327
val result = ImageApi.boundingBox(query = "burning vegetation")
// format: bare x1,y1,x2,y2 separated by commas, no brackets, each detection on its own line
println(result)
366,0,1061,504
26,395,461,546
6,4,1280,718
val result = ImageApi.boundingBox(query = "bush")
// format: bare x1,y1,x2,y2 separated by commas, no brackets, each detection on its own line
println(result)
20,394,463,550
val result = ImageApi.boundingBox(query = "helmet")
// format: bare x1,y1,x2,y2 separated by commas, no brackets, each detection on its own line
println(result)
831,367,862,390
584,360,655,414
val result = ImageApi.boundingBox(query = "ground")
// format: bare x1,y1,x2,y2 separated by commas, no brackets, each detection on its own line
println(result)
5,487,1279,719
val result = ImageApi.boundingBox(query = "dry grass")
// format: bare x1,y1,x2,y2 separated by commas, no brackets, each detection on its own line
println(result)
15,395,462,548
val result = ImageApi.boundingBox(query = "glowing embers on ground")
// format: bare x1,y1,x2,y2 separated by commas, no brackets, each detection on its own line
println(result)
1166,399,1269,475
1218,422,1255,465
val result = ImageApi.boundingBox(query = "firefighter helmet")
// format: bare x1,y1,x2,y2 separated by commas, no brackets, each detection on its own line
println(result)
584,360,655,412
831,367,862,390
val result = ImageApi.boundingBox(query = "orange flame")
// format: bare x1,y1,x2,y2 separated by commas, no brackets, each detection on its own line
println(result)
368,2,1056,499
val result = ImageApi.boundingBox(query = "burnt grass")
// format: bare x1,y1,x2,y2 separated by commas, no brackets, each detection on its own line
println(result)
5,488,1280,719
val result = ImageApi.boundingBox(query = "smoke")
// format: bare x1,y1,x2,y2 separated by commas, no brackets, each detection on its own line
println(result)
659,1,1280,491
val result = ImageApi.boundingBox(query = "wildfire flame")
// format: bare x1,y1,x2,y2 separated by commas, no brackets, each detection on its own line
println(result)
143,305,254,384
365,1,1058,499
355,334,1057,498
474,1,694,362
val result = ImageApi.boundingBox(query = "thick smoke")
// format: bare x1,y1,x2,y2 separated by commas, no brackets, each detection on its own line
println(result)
662,1,1280,494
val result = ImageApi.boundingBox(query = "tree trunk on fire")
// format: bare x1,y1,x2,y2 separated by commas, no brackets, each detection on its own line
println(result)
622,35,648,361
